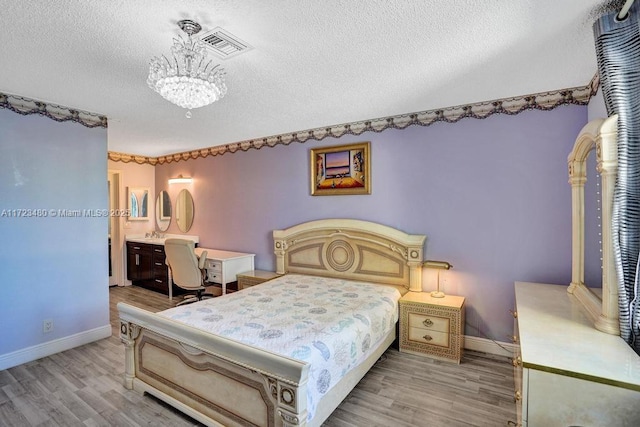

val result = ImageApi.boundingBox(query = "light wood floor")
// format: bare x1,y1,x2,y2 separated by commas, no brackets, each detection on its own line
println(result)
0,285,517,426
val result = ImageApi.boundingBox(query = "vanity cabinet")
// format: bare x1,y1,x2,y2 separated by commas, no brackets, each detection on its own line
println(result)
126,241,180,295
126,242,153,281
150,245,171,294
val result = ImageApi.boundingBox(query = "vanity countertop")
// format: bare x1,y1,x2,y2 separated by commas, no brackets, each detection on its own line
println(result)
125,234,199,245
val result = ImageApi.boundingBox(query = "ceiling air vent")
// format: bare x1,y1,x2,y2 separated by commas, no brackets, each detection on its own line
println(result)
199,27,252,59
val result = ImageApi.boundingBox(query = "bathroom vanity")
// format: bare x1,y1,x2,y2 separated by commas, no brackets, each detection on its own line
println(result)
125,234,199,296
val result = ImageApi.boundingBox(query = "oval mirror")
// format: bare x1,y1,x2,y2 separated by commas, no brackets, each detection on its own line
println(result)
175,189,195,232
155,190,172,232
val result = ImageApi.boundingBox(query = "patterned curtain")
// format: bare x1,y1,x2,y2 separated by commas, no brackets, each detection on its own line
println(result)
593,3,640,353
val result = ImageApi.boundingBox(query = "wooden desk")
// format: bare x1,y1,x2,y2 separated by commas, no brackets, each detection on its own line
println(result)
194,248,255,296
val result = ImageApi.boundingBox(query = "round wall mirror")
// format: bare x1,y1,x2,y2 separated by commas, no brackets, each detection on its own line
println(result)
155,190,172,231
176,189,195,233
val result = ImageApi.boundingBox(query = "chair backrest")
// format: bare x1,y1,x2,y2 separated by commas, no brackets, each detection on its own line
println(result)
164,239,204,290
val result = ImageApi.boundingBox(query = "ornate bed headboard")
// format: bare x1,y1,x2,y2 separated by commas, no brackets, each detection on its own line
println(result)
273,219,426,293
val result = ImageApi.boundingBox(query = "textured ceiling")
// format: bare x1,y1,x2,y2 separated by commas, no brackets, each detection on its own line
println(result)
0,0,620,157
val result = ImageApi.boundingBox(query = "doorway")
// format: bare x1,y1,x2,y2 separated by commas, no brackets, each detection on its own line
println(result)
108,170,124,287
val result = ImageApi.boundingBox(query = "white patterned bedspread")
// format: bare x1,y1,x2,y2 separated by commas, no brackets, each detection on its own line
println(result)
159,273,401,421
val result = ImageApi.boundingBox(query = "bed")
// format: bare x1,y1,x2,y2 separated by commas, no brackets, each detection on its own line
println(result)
118,218,426,426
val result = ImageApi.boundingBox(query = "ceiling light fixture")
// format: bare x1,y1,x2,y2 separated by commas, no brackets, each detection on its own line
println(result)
147,19,227,118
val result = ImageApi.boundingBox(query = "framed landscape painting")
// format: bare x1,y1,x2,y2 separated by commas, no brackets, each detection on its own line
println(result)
310,142,371,196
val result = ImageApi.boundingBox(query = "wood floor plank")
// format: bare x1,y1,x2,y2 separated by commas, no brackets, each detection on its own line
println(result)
0,285,517,426
0,399,30,427
52,387,101,423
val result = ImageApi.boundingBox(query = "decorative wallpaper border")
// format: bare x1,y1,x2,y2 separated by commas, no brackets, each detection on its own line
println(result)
111,74,598,165
0,92,107,128
108,151,159,165
4,75,594,165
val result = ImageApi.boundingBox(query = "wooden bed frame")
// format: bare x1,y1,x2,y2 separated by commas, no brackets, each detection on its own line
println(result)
118,219,426,426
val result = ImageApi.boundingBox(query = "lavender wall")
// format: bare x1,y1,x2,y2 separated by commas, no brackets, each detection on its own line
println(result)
155,105,587,342
0,109,109,367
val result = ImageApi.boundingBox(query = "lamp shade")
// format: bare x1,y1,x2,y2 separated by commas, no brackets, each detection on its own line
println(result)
423,260,453,270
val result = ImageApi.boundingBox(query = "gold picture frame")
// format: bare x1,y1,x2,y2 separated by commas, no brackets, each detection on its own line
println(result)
310,142,371,196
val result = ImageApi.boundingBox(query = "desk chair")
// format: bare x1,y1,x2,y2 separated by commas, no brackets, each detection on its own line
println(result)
164,238,214,306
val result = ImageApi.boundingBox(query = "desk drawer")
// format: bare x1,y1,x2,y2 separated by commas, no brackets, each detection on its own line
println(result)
206,259,222,273
207,270,222,284
408,312,450,333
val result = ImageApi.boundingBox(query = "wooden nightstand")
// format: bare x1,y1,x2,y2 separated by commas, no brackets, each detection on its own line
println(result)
237,270,281,290
399,292,465,363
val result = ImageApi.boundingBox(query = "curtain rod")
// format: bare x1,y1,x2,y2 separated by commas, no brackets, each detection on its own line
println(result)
618,0,635,20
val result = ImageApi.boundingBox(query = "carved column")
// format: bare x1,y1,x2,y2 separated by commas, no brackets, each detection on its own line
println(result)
595,115,620,335
407,247,424,292
119,321,140,389
567,158,587,293
265,376,307,426
273,239,287,275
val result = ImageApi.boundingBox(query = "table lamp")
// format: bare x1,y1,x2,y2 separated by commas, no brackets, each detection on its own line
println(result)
423,260,453,298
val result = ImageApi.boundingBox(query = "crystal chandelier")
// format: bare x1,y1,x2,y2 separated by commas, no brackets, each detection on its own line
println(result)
147,20,227,118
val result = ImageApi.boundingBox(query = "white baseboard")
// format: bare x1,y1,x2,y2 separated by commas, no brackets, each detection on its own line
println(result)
464,335,517,358
0,324,112,371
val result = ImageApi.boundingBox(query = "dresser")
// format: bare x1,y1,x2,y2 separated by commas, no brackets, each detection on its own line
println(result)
399,291,465,363
194,248,255,295
514,281,640,426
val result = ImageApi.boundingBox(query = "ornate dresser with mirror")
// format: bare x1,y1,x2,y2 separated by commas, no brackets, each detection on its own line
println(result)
513,115,640,427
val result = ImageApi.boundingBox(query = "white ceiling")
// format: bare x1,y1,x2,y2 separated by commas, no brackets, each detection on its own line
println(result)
0,0,619,157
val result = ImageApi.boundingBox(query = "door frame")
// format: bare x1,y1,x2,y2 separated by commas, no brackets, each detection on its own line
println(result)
108,169,124,287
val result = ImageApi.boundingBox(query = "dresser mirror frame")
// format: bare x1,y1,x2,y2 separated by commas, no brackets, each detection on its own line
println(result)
175,189,195,233
567,114,619,335
127,187,149,221
155,190,171,231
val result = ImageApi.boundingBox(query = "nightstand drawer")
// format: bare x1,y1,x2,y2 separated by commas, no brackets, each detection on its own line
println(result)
408,312,450,333
407,327,450,347
238,276,266,288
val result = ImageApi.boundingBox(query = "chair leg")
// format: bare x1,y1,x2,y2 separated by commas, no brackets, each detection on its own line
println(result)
176,296,198,306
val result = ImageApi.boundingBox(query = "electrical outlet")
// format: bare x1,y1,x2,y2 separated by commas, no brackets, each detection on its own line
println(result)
43,319,53,334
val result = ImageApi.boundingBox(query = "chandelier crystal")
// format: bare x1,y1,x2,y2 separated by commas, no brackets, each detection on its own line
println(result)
147,20,227,117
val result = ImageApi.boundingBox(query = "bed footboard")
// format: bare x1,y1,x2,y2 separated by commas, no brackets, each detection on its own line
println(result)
118,302,310,427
